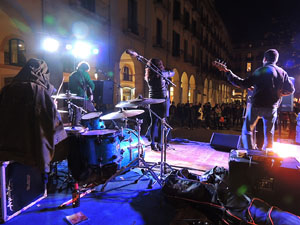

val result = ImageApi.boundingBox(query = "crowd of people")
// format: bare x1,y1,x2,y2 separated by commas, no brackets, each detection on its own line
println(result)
168,101,246,130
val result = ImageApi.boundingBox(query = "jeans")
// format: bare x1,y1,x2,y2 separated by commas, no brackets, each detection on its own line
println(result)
242,105,277,150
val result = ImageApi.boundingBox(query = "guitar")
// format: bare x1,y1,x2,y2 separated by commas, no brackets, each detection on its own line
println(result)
212,60,230,73
86,86,94,102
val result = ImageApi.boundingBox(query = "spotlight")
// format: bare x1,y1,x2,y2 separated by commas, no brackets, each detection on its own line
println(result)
72,41,91,59
42,37,59,52
92,48,99,55
65,44,73,50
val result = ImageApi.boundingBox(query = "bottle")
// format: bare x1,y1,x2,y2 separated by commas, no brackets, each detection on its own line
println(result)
72,182,80,207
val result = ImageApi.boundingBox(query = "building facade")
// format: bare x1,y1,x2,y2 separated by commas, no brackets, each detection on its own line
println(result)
0,0,237,108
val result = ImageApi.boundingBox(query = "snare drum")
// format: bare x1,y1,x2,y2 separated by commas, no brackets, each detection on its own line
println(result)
80,129,121,167
118,128,145,168
81,112,105,130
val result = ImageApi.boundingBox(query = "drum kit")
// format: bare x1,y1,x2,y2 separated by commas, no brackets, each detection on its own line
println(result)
53,91,173,189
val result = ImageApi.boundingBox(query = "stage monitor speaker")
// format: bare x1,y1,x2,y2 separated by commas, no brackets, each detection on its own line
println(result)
210,133,241,151
93,80,114,105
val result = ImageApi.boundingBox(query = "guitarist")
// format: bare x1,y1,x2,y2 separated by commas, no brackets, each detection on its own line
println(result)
69,61,96,126
213,49,294,150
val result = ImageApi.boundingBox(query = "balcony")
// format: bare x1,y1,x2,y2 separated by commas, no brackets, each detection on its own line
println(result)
122,20,147,42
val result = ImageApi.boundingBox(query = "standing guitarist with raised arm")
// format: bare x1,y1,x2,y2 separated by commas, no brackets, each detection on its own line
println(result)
213,49,294,150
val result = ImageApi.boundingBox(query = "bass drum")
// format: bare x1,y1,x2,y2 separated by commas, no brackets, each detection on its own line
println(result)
118,128,145,168
80,129,120,167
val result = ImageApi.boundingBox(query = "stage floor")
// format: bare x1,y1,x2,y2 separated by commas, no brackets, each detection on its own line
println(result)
4,136,300,225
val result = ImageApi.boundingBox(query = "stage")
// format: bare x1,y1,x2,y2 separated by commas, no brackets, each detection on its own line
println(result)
3,130,300,225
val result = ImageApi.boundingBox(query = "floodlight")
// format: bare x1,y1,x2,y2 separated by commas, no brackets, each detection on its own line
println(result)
72,41,92,59
42,37,59,52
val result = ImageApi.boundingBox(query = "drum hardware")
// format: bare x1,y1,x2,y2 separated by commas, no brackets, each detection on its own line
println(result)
101,118,162,192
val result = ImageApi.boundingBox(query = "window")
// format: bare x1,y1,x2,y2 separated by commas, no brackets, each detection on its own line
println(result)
79,0,95,12
247,52,252,58
128,0,138,34
247,62,251,72
192,46,195,64
184,40,188,61
183,9,190,29
192,19,196,35
173,0,181,20
156,18,162,46
4,39,26,66
123,66,132,81
172,31,180,57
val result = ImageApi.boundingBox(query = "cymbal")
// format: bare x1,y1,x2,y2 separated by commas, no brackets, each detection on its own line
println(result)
100,110,145,120
51,93,84,100
115,98,165,108
115,101,138,108
57,110,68,114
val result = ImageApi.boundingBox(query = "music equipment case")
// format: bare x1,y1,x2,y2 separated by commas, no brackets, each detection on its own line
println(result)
228,150,300,215
0,161,47,222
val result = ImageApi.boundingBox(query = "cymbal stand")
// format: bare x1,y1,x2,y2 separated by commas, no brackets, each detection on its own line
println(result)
66,99,87,126
101,118,162,192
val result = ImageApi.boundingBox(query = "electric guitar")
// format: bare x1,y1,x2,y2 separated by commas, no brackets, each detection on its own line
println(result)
212,60,229,73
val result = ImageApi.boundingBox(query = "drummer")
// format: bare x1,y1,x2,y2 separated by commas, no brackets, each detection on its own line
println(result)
69,61,96,126
144,58,173,151
0,58,67,174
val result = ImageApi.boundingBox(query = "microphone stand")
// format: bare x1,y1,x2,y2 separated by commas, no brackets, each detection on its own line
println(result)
133,54,176,87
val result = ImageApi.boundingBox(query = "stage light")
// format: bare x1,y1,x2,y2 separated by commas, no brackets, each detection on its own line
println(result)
92,48,99,55
72,41,91,59
94,73,98,80
271,142,300,159
42,37,59,52
65,44,73,50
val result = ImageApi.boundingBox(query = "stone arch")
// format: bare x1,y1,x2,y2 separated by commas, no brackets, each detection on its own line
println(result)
171,68,180,105
119,51,136,101
203,78,208,103
181,72,188,103
208,79,213,104
189,75,196,104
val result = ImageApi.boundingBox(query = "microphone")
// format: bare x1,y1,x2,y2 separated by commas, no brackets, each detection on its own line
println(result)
126,49,139,58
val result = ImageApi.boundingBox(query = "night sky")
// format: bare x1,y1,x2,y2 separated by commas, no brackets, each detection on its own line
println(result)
215,0,300,43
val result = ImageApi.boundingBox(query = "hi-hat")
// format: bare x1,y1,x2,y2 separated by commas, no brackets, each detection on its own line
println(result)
52,93,84,100
100,110,145,120
115,98,165,108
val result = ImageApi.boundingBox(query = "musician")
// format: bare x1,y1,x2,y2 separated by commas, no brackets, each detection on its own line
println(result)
0,58,67,173
69,61,96,125
145,58,173,151
216,49,295,150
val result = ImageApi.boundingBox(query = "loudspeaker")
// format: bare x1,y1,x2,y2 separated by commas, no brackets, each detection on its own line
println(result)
210,133,241,151
229,150,300,215
93,80,114,105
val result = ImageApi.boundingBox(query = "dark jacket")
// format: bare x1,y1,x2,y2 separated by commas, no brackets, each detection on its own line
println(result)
0,58,67,173
226,63,295,108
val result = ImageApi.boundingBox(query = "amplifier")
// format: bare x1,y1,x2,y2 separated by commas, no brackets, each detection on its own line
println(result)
0,161,47,222
229,150,300,215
